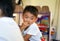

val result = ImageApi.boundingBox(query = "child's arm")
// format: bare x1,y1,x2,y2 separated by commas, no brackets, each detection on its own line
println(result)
24,34,31,41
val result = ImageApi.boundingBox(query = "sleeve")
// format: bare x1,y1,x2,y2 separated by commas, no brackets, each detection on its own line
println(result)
26,24,39,35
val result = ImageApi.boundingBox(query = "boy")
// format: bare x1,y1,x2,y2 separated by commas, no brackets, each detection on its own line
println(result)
20,6,42,41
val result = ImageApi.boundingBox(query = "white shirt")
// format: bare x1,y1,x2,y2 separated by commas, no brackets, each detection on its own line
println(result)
23,23,42,41
0,17,24,41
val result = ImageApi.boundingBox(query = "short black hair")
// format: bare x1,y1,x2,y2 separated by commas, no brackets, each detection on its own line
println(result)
23,6,38,17
0,0,15,17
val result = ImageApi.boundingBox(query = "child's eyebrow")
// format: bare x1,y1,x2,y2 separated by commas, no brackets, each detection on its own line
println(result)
30,15,34,17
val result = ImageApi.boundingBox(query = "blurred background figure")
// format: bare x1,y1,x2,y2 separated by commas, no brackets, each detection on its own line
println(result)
0,0,24,41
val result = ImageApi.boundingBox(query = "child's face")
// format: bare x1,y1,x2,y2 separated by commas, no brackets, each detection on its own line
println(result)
23,12,37,25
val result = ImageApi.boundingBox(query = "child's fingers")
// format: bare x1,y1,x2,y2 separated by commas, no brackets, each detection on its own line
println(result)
22,22,30,29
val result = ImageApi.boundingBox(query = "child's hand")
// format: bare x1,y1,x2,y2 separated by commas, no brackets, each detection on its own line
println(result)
20,22,30,30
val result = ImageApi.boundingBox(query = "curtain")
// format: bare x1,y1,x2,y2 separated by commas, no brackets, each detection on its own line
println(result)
52,0,60,40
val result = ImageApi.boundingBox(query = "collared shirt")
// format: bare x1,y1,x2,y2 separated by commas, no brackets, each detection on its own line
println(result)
23,23,42,41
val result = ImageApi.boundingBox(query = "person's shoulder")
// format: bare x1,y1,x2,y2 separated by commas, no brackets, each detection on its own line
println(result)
29,23,38,29
0,17,13,21
31,23,38,27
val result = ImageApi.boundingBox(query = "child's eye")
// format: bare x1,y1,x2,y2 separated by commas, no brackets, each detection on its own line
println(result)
30,18,33,20
25,17,28,18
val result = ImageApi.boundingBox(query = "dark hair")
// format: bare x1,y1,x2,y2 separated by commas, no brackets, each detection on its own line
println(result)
0,0,15,17
23,6,38,17
17,0,22,5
